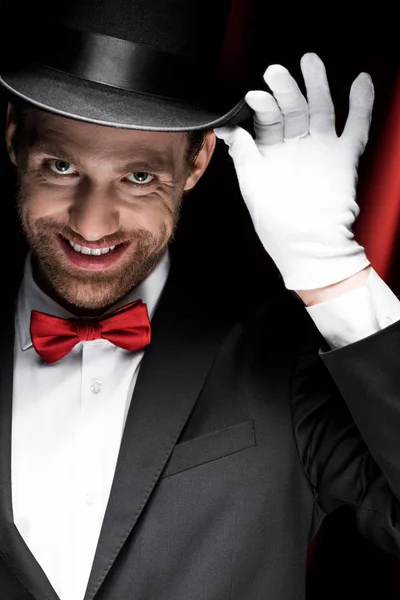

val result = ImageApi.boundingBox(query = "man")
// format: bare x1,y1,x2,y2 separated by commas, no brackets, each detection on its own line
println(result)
1,1,400,599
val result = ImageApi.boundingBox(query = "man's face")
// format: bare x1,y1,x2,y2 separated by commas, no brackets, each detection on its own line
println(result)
6,106,215,314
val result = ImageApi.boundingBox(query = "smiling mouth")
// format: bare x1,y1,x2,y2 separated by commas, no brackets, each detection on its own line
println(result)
58,235,131,270
67,238,123,255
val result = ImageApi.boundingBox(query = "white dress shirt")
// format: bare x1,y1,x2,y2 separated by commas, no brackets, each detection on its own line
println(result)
12,255,400,600
306,268,400,349
12,252,170,600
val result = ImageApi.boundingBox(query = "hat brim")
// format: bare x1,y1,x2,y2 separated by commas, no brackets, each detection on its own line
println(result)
0,65,251,131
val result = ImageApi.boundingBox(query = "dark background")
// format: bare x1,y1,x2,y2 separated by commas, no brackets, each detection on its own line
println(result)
1,1,399,597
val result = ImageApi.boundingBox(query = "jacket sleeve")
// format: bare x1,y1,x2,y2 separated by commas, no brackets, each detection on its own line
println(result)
291,309,400,557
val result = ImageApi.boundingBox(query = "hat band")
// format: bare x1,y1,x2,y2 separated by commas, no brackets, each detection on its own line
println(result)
33,25,217,104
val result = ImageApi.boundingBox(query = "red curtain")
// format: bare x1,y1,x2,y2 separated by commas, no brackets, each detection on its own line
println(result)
356,72,400,285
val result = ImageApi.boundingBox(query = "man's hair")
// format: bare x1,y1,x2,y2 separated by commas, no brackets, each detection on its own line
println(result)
186,130,207,166
9,96,208,166
7,95,30,155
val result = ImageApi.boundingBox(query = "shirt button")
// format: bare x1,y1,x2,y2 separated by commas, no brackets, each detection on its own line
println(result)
90,380,102,395
85,493,98,507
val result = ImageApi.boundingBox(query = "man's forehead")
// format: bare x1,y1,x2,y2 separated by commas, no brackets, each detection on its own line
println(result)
28,108,187,154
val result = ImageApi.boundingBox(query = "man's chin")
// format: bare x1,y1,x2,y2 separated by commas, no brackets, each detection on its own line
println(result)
33,244,165,314
36,269,131,313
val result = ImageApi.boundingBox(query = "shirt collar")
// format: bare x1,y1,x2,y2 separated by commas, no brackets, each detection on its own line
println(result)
16,250,171,351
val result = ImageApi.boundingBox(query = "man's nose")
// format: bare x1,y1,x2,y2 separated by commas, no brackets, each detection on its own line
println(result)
68,185,120,242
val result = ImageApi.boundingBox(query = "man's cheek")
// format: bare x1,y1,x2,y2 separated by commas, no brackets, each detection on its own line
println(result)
24,192,68,221
125,204,168,232
147,210,175,240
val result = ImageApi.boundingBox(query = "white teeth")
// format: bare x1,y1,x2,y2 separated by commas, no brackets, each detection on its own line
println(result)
68,240,118,255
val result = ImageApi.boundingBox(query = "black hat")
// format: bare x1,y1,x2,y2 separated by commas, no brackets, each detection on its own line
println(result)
0,0,252,131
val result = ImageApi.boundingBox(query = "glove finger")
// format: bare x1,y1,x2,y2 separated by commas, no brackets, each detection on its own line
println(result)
300,53,336,135
214,126,264,197
245,90,284,146
341,73,374,154
263,64,309,139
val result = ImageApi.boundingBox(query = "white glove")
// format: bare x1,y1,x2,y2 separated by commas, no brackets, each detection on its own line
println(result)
215,52,374,291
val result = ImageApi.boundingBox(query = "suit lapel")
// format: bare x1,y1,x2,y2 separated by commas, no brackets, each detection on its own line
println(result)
0,292,61,599
84,269,232,600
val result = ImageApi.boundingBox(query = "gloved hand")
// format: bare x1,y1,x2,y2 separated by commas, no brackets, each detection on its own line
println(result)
215,53,374,291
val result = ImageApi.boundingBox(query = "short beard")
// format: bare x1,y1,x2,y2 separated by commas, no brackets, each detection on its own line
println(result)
17,187,181,316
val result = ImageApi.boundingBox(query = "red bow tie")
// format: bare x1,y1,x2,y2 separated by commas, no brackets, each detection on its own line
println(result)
30,300,151,364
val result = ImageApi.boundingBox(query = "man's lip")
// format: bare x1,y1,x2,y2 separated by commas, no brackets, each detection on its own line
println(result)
60,234,128,249
57,234,131,270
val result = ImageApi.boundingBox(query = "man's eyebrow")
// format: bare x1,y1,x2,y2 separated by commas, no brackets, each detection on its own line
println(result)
119,155,175,173
28,135,176,173
29,140,76,163
28,129,79,163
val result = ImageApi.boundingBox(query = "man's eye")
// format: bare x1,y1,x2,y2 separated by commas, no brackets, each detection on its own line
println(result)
48,159,76,175
126,172,154,185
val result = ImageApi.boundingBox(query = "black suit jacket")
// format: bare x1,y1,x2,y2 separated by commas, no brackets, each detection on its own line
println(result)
1,253,400,600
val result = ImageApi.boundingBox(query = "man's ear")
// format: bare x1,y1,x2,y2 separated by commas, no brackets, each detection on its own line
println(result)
5,102,18,166
184,131,216,191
